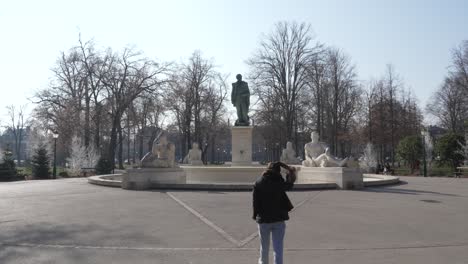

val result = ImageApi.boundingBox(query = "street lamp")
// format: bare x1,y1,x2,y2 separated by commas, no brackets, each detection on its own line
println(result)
275,142,280,161
421,129,427,177
52,131,59,179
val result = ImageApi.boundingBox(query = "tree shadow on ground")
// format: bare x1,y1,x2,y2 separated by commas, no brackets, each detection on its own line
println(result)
0,223,86,263
149,189,235,194
361,182,460,197
0,222,161,264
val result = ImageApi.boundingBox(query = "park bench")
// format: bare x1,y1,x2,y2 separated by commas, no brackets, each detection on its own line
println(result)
455,167,468,178
80,167,96,177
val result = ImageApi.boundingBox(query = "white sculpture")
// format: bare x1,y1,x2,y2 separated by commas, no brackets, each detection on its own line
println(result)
186,142,203,165
424,131,434,166
141,133,176,168
359,143,378,173
457,140,468,166
302,131,348,167
280,141,300,164
347,156,360,168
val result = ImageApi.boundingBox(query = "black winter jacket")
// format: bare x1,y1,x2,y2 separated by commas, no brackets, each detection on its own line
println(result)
252,170,294,223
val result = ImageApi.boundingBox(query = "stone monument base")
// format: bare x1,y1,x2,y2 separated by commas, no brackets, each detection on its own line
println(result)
181,165,265,183
297,167,363,190
231,126,253,166
122,168,186,190
190,160,204,166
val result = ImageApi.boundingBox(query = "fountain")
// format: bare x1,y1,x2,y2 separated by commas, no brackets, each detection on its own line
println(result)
359,143,378,173
90,74,397,190
122,132,186,190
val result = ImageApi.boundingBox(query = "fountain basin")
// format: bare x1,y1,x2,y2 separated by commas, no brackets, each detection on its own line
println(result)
88,164,399,190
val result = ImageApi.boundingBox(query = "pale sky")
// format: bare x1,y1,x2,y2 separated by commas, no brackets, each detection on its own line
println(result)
1,0,467,125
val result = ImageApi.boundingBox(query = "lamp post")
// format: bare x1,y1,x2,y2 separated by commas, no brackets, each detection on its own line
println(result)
275,142,280,161
421,129,427,177
52,131,59,179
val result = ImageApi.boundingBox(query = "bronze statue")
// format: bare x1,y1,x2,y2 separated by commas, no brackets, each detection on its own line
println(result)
231,74,250,126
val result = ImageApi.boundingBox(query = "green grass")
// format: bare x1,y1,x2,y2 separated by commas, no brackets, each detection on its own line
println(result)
17,166,32,176
428,166,454,177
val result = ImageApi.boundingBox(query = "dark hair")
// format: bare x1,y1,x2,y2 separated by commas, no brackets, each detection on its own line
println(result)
267,161,282,173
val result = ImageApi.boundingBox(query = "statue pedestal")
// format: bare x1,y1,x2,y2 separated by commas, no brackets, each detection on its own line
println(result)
297,167,363,190
231,126,253,166
190,160,204,166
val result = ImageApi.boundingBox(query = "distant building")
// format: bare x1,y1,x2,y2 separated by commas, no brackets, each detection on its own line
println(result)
427,125,447,140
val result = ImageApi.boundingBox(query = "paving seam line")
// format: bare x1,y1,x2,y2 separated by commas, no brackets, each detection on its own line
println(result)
3,242,468,252
166,192,242,246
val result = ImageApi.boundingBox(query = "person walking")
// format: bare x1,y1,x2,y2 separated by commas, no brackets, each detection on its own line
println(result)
252,161,297,264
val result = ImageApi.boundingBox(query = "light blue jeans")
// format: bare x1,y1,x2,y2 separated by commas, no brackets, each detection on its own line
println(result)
258,221,286,264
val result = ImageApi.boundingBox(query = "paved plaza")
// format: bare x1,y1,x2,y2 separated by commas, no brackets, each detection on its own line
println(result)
1,176,468,263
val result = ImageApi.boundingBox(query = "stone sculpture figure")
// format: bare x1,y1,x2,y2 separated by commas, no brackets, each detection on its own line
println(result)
187,142,203,165
280,141,300,164
302,131,348,167
141,133,176,168
346,156,359,168
231,74,250,126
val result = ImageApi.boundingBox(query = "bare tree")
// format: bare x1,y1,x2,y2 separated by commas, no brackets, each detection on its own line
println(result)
129,91,165,162
164,51,226,161
384,64,402,165
34,40,170,169
165,71,194,159
33,45,90,164
306,56,328,138
365,72,422,163
363,81,379,143
427,77,467,132
78,36,107,148
6,105,26,166
248,21,322,147
183,51,215,148
427,40,468,133
324,47,360,156
99,47,169,169
451,41,468,93
199,77,228,163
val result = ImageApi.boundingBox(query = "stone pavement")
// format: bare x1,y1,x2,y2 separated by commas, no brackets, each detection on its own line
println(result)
1,176,468,263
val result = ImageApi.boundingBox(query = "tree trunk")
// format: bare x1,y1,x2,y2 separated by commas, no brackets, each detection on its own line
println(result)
139,132,144,160
133,126,137,163
127,117,131,165
118,122,124,169
108,114,121,170
84,92,91,147
14,136,20,167
210,135,216,164
94,105,101,150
